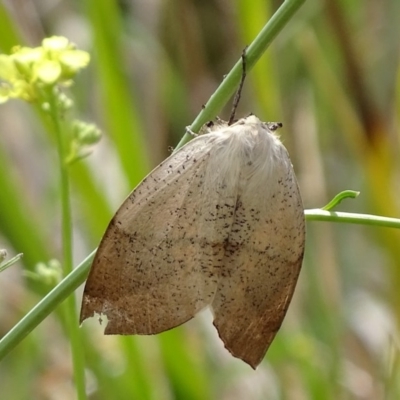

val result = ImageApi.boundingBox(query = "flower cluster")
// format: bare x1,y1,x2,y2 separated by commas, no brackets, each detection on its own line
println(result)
0,36,90,103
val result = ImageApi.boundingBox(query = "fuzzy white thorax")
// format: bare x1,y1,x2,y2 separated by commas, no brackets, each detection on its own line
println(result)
196,115,289,202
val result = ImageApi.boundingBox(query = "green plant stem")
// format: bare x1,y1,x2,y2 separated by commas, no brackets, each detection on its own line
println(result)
0,251,93,360
0,253,23,273
49,91,87,400
175,0,307,150
322,190,360,211
305,209,400,228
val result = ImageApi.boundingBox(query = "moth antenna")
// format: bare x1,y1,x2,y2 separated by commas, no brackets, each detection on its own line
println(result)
228,47,248,126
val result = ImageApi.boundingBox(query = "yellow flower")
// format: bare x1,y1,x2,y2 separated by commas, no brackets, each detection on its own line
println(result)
0,36,90,103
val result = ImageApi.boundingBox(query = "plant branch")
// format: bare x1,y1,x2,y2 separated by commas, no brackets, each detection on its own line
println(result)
0,251,94,360
305,209,400,229
48,90,87,400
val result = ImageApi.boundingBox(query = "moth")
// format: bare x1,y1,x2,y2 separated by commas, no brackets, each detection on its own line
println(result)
80,115,305,369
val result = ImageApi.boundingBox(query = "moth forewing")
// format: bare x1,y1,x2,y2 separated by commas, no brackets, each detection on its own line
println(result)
80,131,239,334
80,115,305,369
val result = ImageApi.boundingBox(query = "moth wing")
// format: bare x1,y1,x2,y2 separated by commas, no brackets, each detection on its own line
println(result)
80,134,236,335
211,153,305,369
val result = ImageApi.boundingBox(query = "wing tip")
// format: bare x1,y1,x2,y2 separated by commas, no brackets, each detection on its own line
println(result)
213,320,270,370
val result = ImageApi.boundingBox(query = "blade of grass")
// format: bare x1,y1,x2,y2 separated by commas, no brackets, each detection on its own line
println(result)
0,143,51,274
236,0,282,116
83,0,149,187
0,3,23,52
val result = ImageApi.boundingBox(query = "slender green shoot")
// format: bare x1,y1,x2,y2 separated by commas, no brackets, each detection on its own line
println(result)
0,253,23,273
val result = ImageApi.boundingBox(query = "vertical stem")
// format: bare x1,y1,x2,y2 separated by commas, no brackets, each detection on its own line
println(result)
48,89,87,400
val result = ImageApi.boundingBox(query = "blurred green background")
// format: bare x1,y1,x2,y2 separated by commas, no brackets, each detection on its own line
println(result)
1,0,400,399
